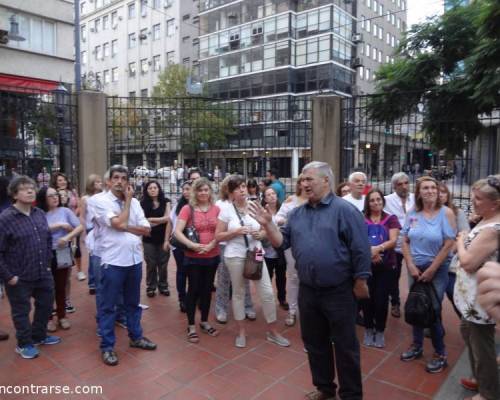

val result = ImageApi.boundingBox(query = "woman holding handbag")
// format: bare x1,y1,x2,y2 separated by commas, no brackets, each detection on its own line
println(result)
174,178,220,343
215,176,290,349
36,187,83,331
400,176,456,374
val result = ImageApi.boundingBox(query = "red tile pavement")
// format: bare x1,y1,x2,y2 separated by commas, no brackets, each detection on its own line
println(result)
0,260,464,399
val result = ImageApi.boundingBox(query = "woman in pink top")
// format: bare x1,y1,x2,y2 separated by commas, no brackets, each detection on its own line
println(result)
175,178,220,343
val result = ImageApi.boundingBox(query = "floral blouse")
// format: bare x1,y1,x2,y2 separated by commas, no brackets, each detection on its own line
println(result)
454,222,500,324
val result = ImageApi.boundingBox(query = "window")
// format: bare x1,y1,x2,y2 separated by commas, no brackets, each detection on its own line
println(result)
166,19,175,36
365,43,370,55
372,47,377,60
103,70,110,85
140,28,148,43
141,58,149,74
128,62,136,77
112,67,119,82
182,57,190,65
164,0,173,7
378,26,383,40
153,55,160,71
128,2,136,19
366,0,371,7
402,0,406,10
153,0,161,8
103,42,109,58
386,11,391,22
378,50,382,62
111,11,118,28
11,14,56,55
94,18,101,32
182,35,190,43
359,66,364,79
103,15,109,30
96,72,102,84
183,14,190,21
386,32,390,44
386,55,390,63
391,13,395,25
153,24,160,40
166,51,175,64
365,19,370,33
129,91,136,97
128,33,136,48
372,23,377,38
365,67,370,80
361,15,365,30
373,0,378,12
80,1,86,15
95,45,102,60
111,39,118,56
141,89,148,97
81,25,87,42
379,4,383,16
141,0,147,17
397,18,401,29
81,51,87,65
391,35,395,47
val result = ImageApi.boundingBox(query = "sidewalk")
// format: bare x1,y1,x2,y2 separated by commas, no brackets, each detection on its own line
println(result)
0,260,466,400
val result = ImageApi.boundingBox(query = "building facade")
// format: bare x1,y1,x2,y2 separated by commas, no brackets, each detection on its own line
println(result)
80,0,199,97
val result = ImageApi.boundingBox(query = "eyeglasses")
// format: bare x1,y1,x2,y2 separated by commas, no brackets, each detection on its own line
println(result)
47,193,59,198
487,175,500,193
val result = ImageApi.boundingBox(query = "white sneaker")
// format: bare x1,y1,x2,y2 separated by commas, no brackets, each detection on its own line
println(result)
235,334,246,348
216,312,227,324
363,328,375,347
285,312,296,327
245,310,256,320
77,271,86,281
266,332,290,347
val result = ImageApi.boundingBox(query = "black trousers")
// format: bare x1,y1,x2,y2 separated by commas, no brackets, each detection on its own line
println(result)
389,253,404,306
184,256,219,326
5,276,54,347
264,256,287,303
360,266,392,331
299,281,362,400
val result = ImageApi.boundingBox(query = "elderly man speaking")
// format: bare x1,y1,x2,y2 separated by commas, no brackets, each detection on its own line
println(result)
249,161,371,400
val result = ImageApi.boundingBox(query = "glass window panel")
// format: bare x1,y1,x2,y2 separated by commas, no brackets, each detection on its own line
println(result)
276,15,288,39
42,20,55,54
296,41,306,65
31,18,43,52
296,14,307,38
319,7,330,32
318,36,330,61
263,44,275,69
264,18,276,43
276,41,289,66
308,10,319,34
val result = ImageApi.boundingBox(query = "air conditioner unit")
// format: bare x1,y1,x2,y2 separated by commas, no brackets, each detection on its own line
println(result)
139,33,147,40
0,29,9,45
351,57,362,68
251,26,263,35
351,33,363,44
229,34,239,41
228,13,238,19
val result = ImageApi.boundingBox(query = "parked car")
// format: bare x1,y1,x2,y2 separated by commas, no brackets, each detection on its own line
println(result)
133,166,156,177
155,167,172,179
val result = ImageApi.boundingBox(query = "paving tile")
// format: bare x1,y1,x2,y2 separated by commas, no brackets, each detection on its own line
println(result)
253,382,308,400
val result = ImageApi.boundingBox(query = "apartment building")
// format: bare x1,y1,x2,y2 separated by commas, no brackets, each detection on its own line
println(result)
80,0,198,97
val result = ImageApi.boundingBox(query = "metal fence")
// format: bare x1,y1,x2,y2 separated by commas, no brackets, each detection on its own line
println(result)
0,84,79,186
106,95,312,198
340,94,499,212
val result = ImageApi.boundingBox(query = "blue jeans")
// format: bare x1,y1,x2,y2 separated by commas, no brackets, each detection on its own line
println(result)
99,263,143,352
409,262,449,356
173,248,186,303
91,255,102,323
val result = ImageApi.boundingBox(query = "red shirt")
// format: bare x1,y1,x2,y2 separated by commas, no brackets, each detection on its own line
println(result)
178,204,220,259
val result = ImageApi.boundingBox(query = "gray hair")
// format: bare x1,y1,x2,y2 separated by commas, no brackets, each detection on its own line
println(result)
348,171,367,183
109,164,129,180
302,161,335,190
391,172,409,188
8,175,36,197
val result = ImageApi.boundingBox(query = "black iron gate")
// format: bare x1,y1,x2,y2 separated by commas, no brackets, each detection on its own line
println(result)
0,84,78,185
340,94,499,212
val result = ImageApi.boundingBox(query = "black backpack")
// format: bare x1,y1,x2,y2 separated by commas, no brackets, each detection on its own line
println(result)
404,281,441,328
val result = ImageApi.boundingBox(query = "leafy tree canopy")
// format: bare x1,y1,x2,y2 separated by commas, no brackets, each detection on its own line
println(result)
368,0,499,155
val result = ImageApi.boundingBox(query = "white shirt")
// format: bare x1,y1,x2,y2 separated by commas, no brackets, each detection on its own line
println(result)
215,199,231,246
170,169,176,182
342,193,365,212
177,167,184,180
93,191,150,266
219,203,262,258
85,191,107,257
384,192,415,253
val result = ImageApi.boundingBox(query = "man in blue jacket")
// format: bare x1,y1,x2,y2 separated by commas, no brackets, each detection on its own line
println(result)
251,161,371,400
266,169,286,203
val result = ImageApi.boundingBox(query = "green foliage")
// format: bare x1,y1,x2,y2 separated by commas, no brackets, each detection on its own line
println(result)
368,0,499,155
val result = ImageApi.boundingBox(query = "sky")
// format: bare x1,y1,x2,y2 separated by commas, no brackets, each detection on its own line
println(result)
407,0,444,27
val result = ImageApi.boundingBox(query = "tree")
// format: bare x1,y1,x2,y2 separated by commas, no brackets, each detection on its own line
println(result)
367,0,499,155
152,64,235,161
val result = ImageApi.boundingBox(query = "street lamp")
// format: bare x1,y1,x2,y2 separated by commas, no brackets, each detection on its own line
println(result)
52,83,71,174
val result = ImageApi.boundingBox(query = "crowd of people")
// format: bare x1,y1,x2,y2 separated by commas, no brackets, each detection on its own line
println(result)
0,163,498,400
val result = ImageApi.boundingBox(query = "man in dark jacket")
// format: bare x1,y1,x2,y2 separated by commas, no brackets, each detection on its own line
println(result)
251,161,371,400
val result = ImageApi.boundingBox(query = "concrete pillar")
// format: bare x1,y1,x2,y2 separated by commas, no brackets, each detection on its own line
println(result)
122,154,127,166
291,148,299,178
77,91,107,193
311,95,342,186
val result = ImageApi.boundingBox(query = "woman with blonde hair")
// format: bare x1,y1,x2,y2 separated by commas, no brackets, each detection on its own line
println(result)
275,174,308,326
454,175,500,400
175,178,221,343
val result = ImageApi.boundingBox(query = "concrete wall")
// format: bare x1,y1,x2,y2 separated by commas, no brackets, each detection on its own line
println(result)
77,91,108,193
311,95,342,186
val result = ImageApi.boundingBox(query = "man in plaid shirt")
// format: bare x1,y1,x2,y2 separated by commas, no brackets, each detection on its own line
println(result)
0,176,61,359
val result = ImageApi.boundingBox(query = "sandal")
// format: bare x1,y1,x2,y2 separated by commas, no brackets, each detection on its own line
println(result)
200,323,219,337
187,328,199,343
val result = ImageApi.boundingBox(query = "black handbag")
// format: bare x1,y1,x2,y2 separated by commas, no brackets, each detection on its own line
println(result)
233,204,263,280
170,205,199,251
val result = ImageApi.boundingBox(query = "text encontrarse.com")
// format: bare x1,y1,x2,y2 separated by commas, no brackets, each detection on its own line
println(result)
0,385,103,395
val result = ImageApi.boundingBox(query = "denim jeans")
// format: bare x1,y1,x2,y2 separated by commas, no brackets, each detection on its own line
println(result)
409,261,449,356
360,266,392,332
173,247,187,303
5,276,54,347
99,263,143,351
299,281,362,399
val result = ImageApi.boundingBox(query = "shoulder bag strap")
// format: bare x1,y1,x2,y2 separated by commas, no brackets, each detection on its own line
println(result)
233,203,250,250
188,204,195,228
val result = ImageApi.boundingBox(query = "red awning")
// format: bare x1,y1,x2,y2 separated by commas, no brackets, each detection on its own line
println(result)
0,73,59,94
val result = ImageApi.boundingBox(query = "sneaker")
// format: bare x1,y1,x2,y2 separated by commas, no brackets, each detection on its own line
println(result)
159,288,170,296
245,310,257,321
279,301,290,311
266,332,290,347
426,354,448,374
77,271,86,281
129,336,157,350
34,335,61,346
65,302,76,313
400,345,423,362
373,331,385,348
102,350,118,366
391,304,401,318
305,390,336,400
47,320,57,333
363,328,375,347
15,345,39,359
59,318,71,330
285,312,296,327
216,312,228,324
146,290,156,298
235,334,246,348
